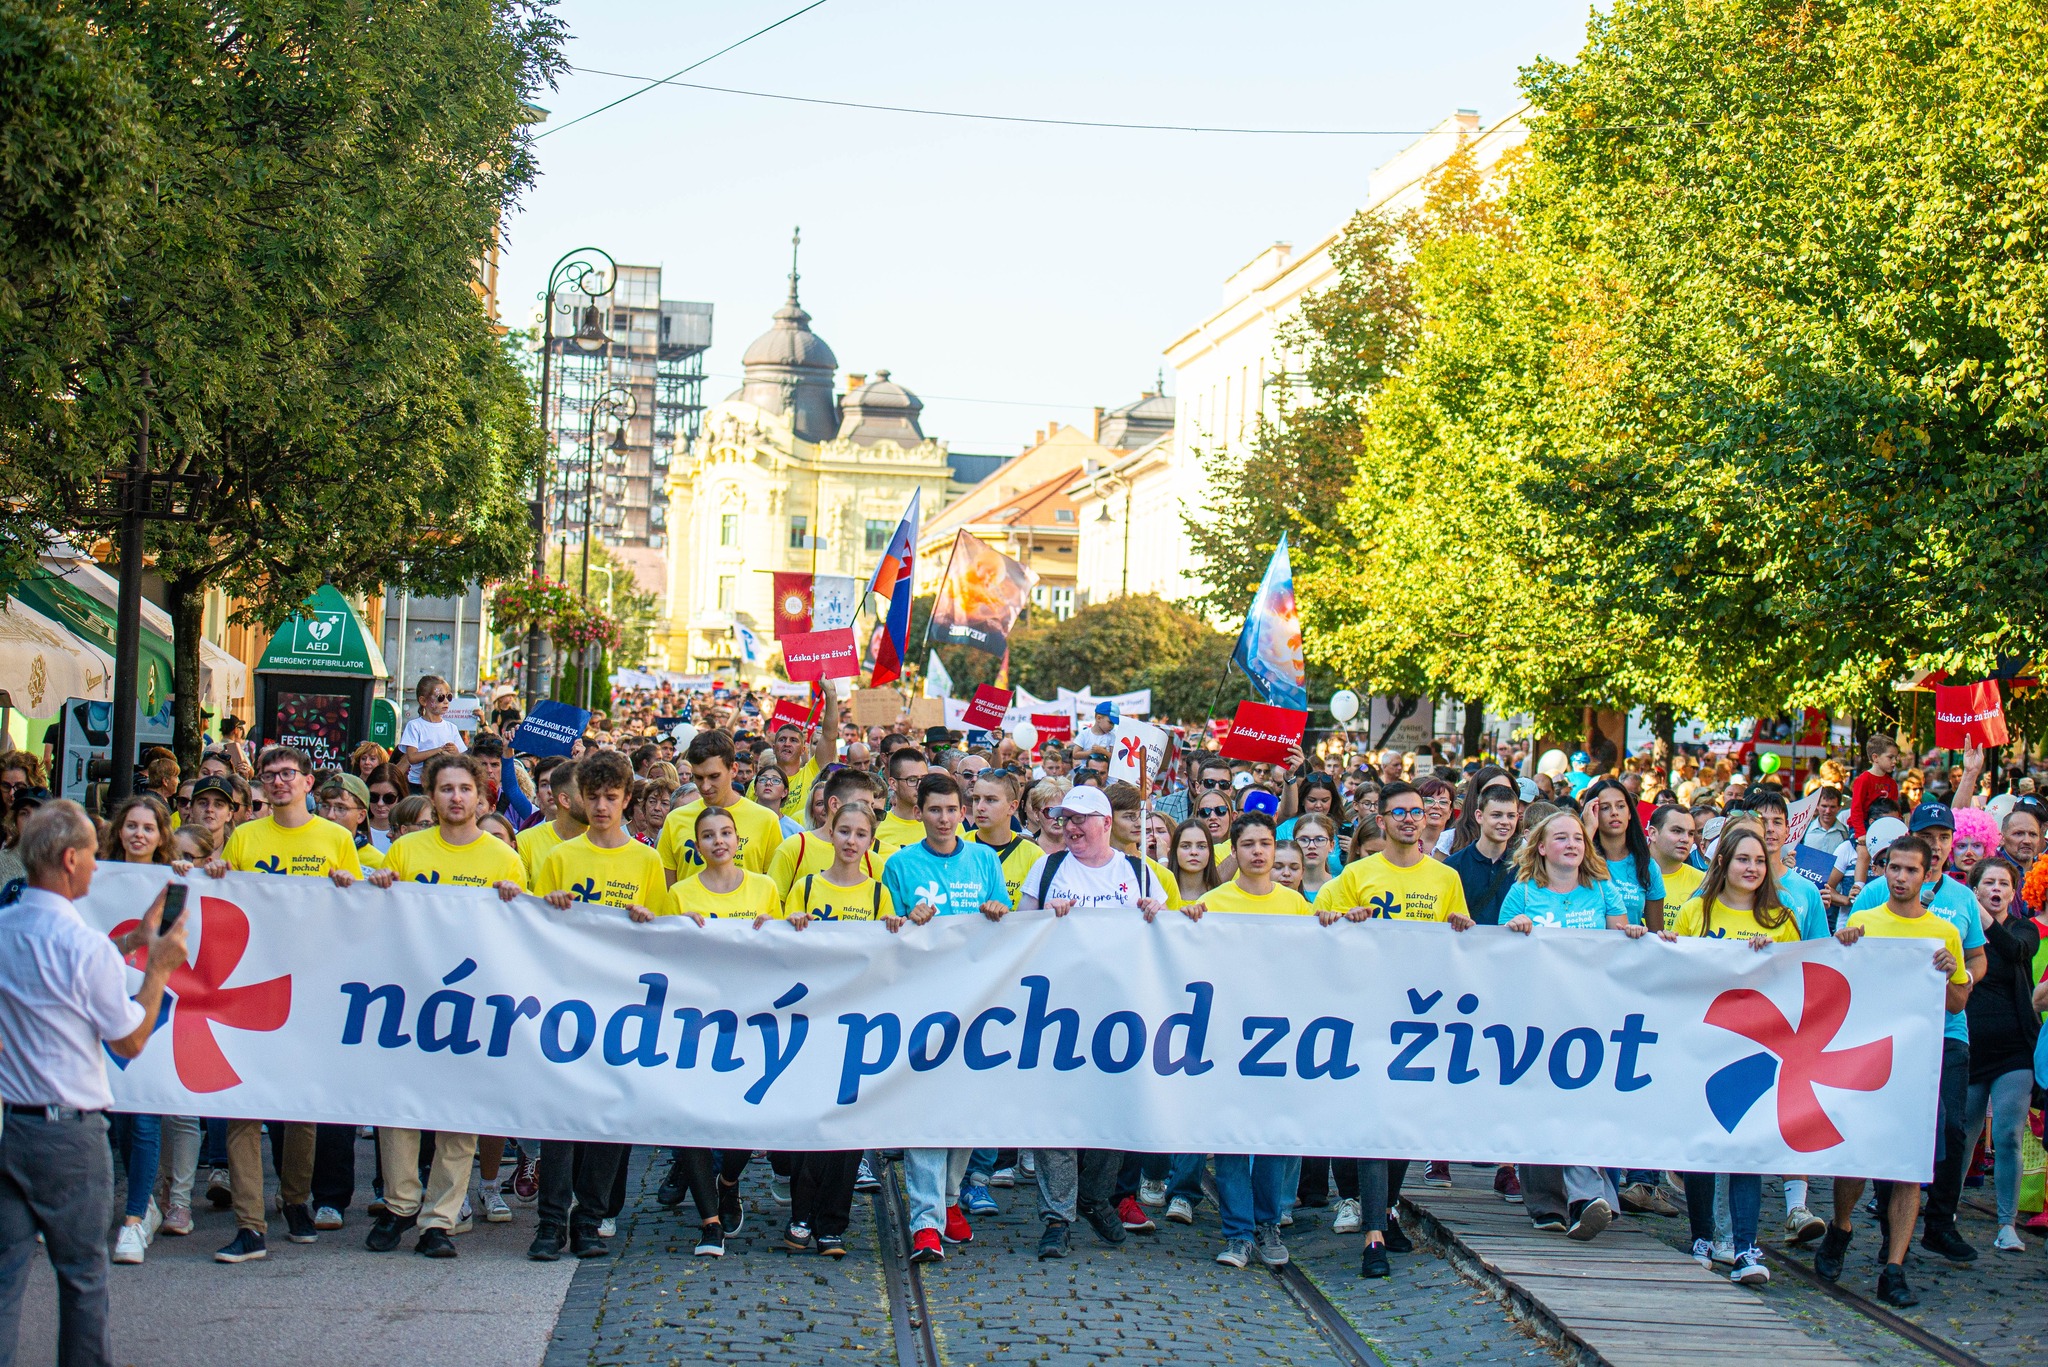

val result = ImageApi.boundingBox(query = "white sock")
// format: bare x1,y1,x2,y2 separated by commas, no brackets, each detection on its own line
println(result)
1784,1178,1808,1213
478,1175,500,1195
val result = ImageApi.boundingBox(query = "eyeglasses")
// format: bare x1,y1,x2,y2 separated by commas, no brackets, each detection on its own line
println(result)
260,769,303,786
1384,806,1426,820
1042,813,1069,826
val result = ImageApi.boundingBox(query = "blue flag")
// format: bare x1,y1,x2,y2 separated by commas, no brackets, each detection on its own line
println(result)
1230,535,1308,712
510,700,592,758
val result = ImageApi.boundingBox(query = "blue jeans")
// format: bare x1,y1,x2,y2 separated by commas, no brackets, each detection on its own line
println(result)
109,1114,161,1221
1166,1153,1208,1207
1965,1069,2034,1226
1211,1154,1291,1241
903,1148,969,1234
966,1147,1003,1185
1684,1171,1759,1250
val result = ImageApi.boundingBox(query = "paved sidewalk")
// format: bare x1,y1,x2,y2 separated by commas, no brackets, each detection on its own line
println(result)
16,1136,574,1367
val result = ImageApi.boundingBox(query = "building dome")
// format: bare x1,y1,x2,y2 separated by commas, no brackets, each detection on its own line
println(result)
1098,384,1174,451
736,236,839,442
836,369,926,446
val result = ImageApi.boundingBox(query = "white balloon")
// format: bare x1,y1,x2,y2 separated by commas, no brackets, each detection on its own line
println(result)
1011,722,1039,751
1328,688,1360,724
670,723,697,747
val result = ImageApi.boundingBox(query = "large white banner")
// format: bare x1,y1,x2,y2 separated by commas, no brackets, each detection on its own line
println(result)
79,865,1944,1180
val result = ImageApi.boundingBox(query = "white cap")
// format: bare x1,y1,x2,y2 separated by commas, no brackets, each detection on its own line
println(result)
1865,815,1909,855
1049,786,1111,819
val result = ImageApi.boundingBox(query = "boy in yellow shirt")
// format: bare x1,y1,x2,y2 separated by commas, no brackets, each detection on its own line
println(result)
656,732,782,882
1311,781,1469,925
517,756,583,886
1197,811,1310,916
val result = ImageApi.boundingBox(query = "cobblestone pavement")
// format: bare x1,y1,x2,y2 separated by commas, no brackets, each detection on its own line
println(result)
545,1154,1557,1366
1630,1175,2043,1366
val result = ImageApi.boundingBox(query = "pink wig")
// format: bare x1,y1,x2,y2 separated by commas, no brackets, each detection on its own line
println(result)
1950,805,2001,856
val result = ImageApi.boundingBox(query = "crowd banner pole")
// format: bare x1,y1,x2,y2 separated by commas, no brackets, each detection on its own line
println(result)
79,864,1942,1180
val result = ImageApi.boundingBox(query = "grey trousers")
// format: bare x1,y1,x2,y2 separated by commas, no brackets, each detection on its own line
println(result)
0,1110,115,1367
1516,1164,1616,1223
1032,1148,1120,1224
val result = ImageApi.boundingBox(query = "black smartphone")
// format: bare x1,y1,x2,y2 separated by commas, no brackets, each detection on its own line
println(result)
158,882,189,934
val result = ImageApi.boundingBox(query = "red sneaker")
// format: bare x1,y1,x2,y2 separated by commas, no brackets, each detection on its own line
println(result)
1494,1165,1523,1204
1117,1195,1157,1233
942,1204,973,1244
1424,1161,1453,1186
910,1228,944,1262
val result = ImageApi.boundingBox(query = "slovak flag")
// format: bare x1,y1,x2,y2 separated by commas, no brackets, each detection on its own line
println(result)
865,488,921,687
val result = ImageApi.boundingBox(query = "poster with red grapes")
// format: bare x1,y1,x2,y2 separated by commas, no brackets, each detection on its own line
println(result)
277,691,352,767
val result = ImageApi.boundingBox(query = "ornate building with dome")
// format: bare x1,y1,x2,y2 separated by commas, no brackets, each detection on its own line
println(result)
660,246,969,673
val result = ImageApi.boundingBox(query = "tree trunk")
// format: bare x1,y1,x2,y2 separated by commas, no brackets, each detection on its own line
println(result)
1462,698,1484,760
1649,702,1676,767
167,574,208,774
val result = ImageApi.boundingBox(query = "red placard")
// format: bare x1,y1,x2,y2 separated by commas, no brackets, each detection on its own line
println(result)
781,628,859,682
1934,681,2009,748
962,685,1013,729
769,697,815,733
1030,712,1072,742
1218,700,1309,763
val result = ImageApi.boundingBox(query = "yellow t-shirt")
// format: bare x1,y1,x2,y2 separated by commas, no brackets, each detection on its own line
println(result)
223,815,364,879
355,842,385,872
1671,896,1802,943
1203,879,1312,916
664,870,782,920
535,835,667,910
657,797,783,875
518,821,571,886
1661,862,1704,908
384,827,526,889
1845,904,1970,985
876,811,926,857
1145,856,1185,910
782,873,895,922
1311,852,1468,922
765,830,888,897
967,832,1046,907
781,757,820,822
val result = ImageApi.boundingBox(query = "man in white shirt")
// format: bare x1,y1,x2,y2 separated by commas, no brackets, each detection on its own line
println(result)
0,801,186,1367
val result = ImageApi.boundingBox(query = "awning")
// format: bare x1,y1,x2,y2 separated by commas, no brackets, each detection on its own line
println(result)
256,584,388,680
40,557,248,712
0,595,114,720
15,568,177,721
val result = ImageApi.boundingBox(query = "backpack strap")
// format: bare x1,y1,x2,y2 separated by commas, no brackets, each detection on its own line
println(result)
873,880,883,918
1125,853,1152,899
800,873,814,918
1035,850,1070,904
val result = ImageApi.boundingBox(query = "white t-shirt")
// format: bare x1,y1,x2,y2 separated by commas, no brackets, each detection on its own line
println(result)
400,716,466,786
1021,849,1163,910
1831,840,1858,894
369,825,395,853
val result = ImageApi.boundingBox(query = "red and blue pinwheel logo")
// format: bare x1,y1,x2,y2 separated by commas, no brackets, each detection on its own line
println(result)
1703,962,1892,1152
110,894,291,1093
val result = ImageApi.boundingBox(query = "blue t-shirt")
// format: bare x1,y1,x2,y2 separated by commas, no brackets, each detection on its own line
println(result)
1776,871,1829,942
1602,851,1666,926
1850,874,1986,1042
881,839,1012,918
1499,878,1628,930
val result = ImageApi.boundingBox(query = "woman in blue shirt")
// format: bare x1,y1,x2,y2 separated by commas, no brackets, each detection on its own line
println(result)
1584,777,1665,929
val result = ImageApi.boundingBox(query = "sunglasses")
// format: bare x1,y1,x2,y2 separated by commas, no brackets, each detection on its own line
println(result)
1196,778,1232,790
368,791,400,805
431,692,453,703
1196,806,1230,818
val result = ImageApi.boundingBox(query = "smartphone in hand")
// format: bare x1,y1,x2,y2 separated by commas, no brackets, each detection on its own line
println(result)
158,882,189,934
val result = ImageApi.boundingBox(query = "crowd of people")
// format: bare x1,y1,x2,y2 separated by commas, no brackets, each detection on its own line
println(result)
3,678,2046,1364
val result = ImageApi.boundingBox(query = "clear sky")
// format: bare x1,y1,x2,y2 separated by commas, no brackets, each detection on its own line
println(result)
501,1,1595,454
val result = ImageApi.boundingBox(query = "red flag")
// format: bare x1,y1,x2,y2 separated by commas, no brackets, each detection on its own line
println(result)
771,572,816,639
1218,700,1309,762
782,629,859,682
962,685,1012,729
1934,681,2009,748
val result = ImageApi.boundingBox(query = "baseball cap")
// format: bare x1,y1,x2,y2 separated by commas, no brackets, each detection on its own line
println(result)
1095,700,1120,722
1516,776,1539,803
320,773,373,810
1048,785,1111,819
191,775,237,802
1865,815,1909,854
1907,802,1955,833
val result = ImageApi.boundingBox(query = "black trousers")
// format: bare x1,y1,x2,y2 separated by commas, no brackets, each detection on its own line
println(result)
538,1141,625,1233
790,1151,862,1237
269,1119,358,1209
1923,1038,1971,1228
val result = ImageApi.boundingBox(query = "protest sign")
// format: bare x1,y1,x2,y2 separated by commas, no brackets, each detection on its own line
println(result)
1219,700,1308,762
907,696,946,730
1108,720,1168,784
850,687,904,728
510,700,590,758
1030,712,1073,743
1790,844,1836,894
769,698,814,734
1934,681,2009,748
962,685,1012,730
80,863,1942,1178
781,628,860,682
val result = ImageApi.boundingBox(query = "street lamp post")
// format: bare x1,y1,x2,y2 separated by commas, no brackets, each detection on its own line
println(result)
529,247,616,709
580,387,633,600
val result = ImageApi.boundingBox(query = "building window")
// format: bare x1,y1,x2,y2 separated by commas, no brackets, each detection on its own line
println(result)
720,512,740,547
1031,585,1075,621
1055,508,1075,523
788,514,808,549
717,575,736,611
865,519,892,552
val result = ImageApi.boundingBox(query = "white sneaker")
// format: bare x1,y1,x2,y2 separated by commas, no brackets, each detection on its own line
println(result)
1711,1239,1736,1266
1993,1224,2024,1252
769,1174,792,1205
1020,1151,1036,1177
1277,1209,1293,1228
1165,1196,1195,1225
989,1166,1017,1188
1731,1245,1770,1284
1137,1177,1167,1207
1784,1205,1825,1244
1690,1237,1715,1271
1331,1198,1363,1235
598,1217,617,1238
483,1187,512,1223
450,1198,474,1235
141,1199,163,1242
113,1223,148,1265
313,1205,344,1231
